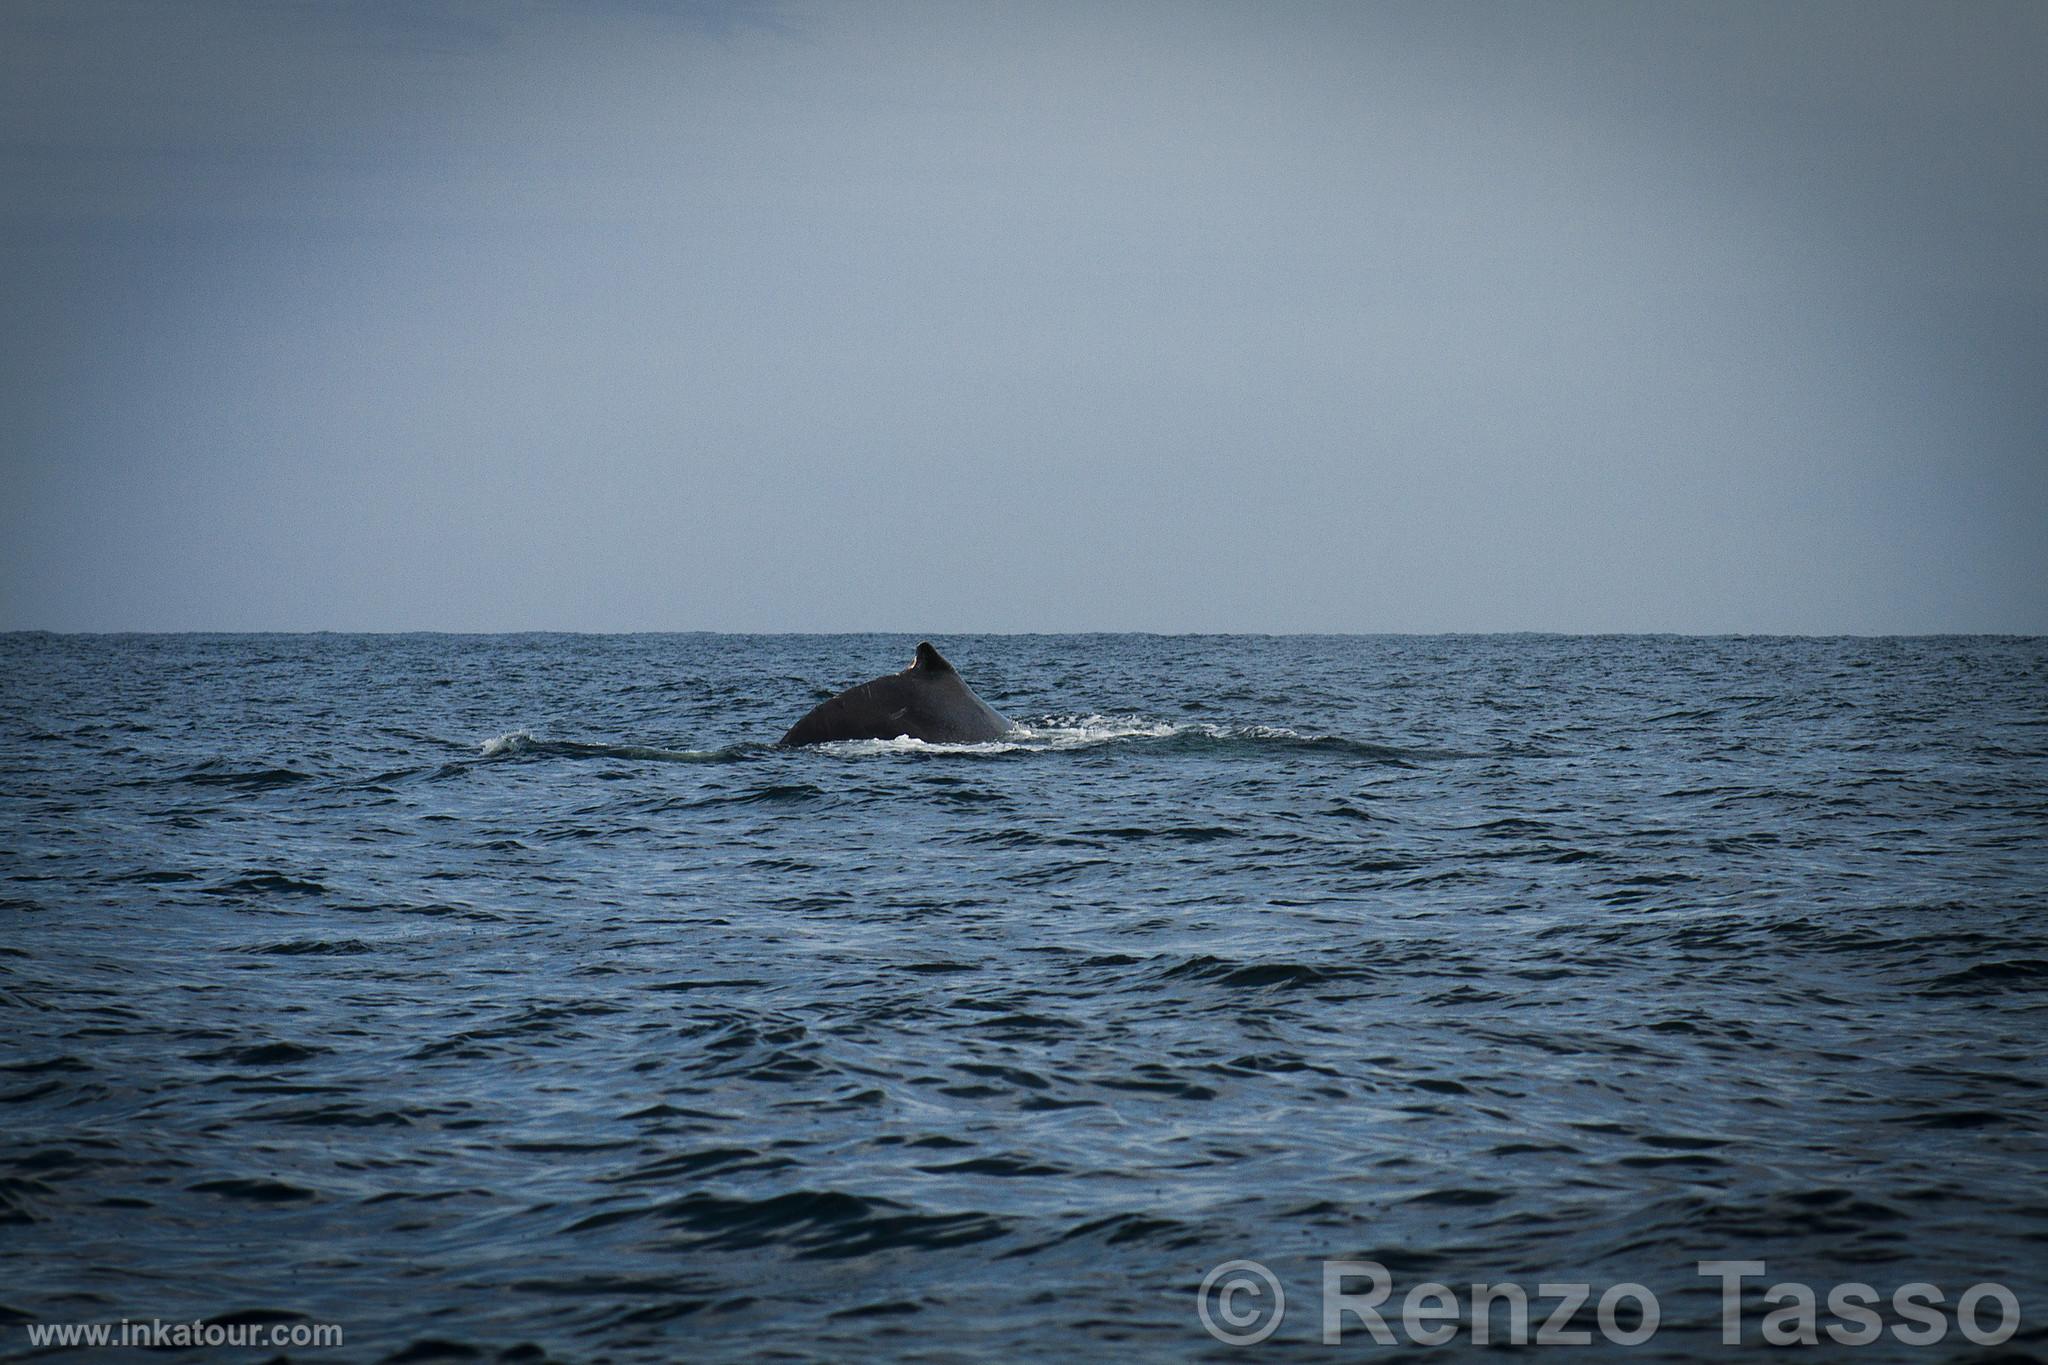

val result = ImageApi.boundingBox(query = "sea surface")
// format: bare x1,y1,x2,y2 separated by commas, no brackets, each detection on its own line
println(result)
2,633,2045,1362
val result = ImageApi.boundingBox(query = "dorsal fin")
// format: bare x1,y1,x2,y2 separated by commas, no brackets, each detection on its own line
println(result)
911,641,954,675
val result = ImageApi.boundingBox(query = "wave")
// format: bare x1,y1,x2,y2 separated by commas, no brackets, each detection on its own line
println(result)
474,731,757,764
804,717,1448,763
460,719,1456,766
174,763,316,790
805,714,1174,757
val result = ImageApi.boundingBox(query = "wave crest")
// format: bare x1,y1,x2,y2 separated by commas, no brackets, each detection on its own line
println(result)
805,717,1440,763
476,731,749,764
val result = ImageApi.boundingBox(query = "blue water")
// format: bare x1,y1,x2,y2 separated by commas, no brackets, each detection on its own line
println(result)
3,633,2045,1360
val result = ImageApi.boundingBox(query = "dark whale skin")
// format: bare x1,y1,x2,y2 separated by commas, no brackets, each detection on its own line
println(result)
778,642,1011,746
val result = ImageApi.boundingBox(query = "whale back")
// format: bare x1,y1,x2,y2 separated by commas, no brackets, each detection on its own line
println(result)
778,642,1010,747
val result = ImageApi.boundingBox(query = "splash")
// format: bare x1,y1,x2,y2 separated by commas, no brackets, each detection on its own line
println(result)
802,716,1431,762
477,730,535,757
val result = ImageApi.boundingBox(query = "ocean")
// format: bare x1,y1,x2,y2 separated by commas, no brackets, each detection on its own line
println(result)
3,632,2044,1361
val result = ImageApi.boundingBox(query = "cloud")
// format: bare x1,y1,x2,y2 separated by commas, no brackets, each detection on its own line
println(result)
1,1,2043,630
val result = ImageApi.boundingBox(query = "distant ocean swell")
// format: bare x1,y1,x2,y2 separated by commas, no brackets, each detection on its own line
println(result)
1,633,2043,1360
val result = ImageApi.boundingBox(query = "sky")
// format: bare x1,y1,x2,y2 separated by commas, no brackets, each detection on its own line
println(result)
2,0,2044,634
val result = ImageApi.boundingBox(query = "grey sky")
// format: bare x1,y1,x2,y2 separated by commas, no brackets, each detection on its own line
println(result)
3,0,2043,633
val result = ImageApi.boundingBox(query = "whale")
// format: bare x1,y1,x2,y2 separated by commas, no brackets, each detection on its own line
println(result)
779,642,1011,747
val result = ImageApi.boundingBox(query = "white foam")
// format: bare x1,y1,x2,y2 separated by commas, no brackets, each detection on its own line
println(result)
1007,714,1182,749
477,720,1328,762
811,715,1182,756
1233,723,1318,741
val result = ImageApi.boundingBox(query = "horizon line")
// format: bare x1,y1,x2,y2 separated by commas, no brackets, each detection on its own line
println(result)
4,627,2043,641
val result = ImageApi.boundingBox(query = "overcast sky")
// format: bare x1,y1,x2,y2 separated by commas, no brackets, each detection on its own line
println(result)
2,0,2043,633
